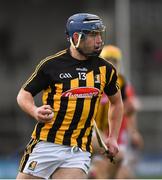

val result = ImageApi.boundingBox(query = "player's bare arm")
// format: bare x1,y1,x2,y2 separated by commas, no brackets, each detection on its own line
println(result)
106,90,123,156
17,88,54,122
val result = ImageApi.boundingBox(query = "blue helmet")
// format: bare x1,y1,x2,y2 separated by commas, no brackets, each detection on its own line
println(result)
66,13,105,38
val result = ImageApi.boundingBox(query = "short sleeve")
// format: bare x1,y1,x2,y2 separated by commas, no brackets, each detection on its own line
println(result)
22,62,50,96
104,67,119,96
117,74,127,100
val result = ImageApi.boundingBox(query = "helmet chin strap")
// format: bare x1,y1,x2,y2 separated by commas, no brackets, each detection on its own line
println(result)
69,33,89,58
70,33,102,57
69,33,82,49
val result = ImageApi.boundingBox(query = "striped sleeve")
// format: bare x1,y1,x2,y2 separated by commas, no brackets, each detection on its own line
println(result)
104,66,119,96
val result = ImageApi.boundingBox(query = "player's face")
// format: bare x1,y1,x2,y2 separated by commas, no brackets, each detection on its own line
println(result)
79,31,105,56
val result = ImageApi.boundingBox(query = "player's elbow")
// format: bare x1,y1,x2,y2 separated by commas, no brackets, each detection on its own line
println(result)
17,88,30,107
116,92,124,113
17,89,23,107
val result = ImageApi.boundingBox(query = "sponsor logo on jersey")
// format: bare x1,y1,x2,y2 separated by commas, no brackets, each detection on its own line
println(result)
59,73,72,79
62,87,99,98
76,67,88,72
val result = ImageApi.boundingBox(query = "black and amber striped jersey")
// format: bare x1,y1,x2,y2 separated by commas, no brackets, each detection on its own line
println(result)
22,49,119,152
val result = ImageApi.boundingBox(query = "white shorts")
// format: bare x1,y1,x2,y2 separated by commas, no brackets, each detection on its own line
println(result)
20,139,91,179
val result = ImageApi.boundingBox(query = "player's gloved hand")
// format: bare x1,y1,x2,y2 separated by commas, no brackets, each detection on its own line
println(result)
34,105,54,123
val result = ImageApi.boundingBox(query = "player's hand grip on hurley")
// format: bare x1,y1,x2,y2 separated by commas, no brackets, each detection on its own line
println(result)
93,121,115,163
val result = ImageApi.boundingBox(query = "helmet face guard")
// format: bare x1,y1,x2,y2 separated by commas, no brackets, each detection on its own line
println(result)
66,13,106,56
